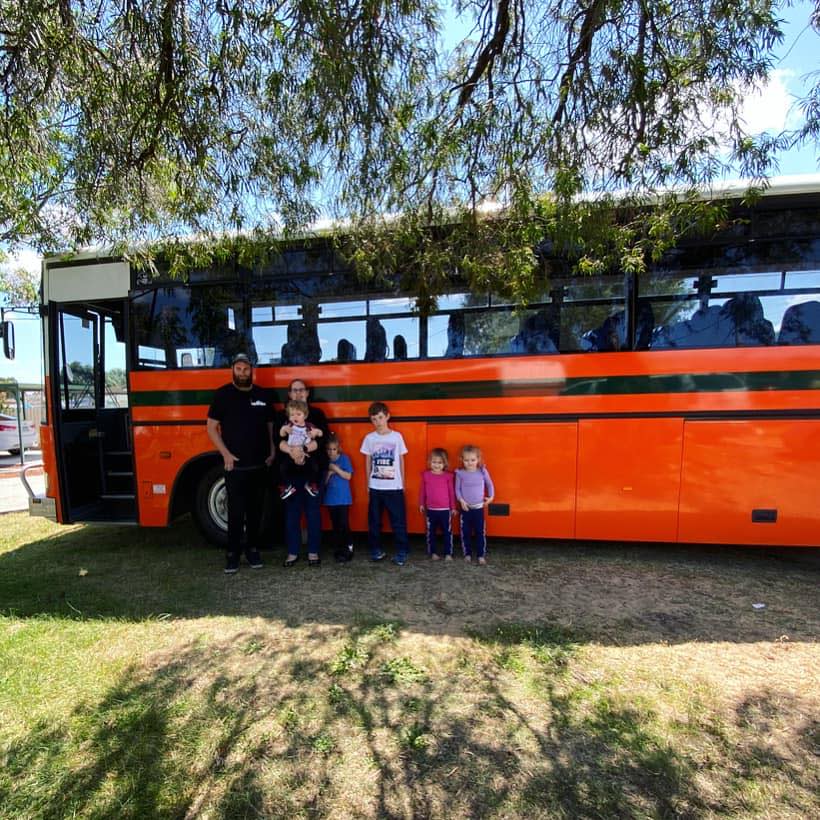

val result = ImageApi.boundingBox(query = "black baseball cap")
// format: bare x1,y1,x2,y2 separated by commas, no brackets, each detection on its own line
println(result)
231,353,252,366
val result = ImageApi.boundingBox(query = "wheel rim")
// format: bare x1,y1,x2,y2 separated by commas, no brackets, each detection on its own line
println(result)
207,476,228,532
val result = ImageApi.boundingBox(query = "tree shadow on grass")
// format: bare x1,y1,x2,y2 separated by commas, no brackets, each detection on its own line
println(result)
1,620,817,818
1,514,818,647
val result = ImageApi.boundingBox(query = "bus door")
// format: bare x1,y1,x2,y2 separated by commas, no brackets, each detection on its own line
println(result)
53,301,135,522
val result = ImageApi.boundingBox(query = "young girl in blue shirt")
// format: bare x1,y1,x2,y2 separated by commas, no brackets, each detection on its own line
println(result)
324,433,354,562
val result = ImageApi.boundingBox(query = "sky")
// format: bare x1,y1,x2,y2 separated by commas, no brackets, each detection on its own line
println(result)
1,0,818,385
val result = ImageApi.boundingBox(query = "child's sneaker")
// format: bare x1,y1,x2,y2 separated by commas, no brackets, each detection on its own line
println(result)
304,482,320,497
464,555,472,563
225,553,240,574
370,551,387,562
444,554,453,562
279,484,296,500
431,553,441,561
246,550,264,569
477,556,487,566
391,555,406,567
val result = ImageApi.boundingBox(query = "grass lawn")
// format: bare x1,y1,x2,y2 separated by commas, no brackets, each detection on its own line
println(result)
0,512,818,819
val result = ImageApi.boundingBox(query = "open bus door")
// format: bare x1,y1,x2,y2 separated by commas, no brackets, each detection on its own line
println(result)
52,300,136,522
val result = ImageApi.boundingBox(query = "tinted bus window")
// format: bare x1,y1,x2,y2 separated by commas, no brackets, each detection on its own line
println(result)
642,270,819,349
132,286,247,368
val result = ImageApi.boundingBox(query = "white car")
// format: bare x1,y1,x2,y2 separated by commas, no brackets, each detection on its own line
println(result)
0,413,38,454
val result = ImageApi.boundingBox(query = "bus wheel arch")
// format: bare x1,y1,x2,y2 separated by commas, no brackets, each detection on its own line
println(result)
170,455,228,547
193,463,229,546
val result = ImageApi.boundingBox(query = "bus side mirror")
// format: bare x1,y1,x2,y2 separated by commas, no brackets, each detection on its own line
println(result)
0,321,14,360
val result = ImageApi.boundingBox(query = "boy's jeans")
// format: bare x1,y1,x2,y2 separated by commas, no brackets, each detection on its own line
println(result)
368,489,409,560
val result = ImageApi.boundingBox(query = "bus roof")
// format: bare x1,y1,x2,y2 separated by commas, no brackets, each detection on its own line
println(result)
43,173,820,266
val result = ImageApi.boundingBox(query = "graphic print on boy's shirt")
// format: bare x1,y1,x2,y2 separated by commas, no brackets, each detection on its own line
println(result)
371,443,398,480
361,428,407,491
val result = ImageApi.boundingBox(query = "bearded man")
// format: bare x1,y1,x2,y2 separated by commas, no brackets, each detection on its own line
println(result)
206,353,275,573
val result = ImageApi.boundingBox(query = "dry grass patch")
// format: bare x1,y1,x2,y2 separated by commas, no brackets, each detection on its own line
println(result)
0,513,818,818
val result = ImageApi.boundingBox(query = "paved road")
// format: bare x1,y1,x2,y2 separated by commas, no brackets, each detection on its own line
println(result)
0,449,45,514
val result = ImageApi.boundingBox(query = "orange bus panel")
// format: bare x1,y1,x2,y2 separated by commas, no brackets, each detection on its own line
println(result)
576,418,684,542
679,420,820,546
431,422,578,539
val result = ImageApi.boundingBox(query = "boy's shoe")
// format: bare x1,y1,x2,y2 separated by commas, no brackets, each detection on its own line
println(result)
477,556,487,566
444,554,453,562
431,553,441,561
304,482,320,497
279,484,296,500
464,555,472,563
370,551,387,562
246,550,263,569
346,545,354,561
225,553,240,574
391,555,406,567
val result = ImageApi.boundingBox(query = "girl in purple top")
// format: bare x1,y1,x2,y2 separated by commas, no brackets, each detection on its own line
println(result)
419,448,457,560
455,444,495,565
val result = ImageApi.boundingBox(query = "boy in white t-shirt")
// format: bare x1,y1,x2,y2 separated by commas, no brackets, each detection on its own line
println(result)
360,401,409,565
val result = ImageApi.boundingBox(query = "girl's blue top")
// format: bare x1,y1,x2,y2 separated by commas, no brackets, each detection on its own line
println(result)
324,453,353,505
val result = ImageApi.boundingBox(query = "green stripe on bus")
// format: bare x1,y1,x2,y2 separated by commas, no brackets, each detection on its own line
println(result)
129,369,820,406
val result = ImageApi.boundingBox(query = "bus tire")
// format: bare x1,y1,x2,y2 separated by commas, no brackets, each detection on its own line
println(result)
193,464,229,547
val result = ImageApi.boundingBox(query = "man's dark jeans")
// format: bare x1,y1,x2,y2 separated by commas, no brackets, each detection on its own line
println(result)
224,466,266,556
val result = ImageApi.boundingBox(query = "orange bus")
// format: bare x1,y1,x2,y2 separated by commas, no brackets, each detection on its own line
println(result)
27,178,820,547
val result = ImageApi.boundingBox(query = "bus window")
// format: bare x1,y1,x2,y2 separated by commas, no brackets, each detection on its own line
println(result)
380,317,419,359
370,296,415,315
103,315,127,407
640,270,814,349
510,309,559,354
280,320,321,365
785,269,820,289
428,307,527,357
336,338,358,361
364,317,387,361
560,302,626,352
777,300,820,344
132,285,247,368
251,325,288,364
318,320,366,362
436,292,484,311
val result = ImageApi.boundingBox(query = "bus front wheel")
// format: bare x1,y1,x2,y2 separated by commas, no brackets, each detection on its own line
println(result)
193,465,229,547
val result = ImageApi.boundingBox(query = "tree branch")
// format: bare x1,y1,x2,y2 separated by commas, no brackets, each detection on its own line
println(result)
454,0,511,110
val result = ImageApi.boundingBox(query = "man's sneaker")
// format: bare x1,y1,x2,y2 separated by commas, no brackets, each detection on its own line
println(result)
225,553,240,574
370,551,387,562
279,484,296,500
246,550,263,569
305,482,320,497
391,555,406,567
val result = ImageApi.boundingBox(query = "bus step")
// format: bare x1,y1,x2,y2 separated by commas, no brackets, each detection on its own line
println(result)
100,493,136,500
106,471,134,477
106,450,133,457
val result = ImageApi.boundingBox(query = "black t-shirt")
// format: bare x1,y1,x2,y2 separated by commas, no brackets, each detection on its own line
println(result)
208,383,274,468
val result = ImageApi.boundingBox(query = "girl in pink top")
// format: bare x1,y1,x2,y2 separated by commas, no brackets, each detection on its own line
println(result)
419,448,457,560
